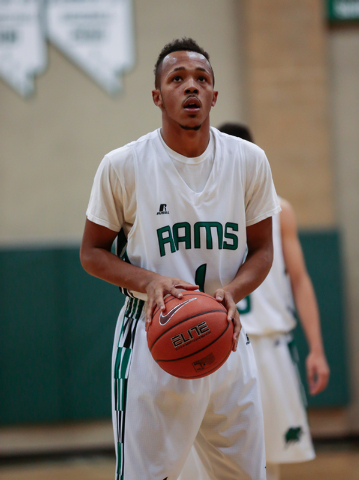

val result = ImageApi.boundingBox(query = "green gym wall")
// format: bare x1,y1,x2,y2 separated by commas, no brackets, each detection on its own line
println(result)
0,230,349,425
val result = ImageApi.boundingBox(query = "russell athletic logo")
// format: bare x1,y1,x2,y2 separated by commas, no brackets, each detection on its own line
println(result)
159,297,197,325
157,204,170,215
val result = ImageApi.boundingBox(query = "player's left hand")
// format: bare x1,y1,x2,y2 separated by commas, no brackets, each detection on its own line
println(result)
306,351,330,395
213,288,241,352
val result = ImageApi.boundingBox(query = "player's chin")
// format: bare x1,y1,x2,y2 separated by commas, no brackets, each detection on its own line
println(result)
179,119,202,131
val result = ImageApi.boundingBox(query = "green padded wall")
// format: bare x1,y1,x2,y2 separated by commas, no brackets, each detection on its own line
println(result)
295,230,350,407
0,250,62,423
0,248,125,425
0,229,350,425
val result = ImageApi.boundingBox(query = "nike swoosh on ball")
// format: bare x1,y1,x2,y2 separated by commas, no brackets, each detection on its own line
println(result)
159,297,197,325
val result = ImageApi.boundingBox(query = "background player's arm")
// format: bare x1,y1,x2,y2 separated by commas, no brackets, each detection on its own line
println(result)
80,219,198,326
215,216,274,350
280,198,330,395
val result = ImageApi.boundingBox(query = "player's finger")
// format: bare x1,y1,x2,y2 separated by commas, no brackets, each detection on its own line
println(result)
146,288,165,329
174,283,199,291
310,381,321,396
320,370,330,391
226,301,237,321
170,286,184,299
231,311,242,352
306,363,316,395
310,379,322,395
154,290,166,313
312,369,330,395
145,298,155,332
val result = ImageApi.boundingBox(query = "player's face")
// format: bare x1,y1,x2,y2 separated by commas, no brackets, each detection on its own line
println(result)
152,51,218,131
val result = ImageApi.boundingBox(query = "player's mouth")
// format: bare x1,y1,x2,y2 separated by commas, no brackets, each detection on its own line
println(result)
183,96,201,113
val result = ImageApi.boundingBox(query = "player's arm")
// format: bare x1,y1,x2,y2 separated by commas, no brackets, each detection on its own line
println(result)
214,216,274,352
280,198,330,395
80,219,198,329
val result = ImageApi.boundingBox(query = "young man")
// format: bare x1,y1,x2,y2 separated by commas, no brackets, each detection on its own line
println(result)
179,123,330,480
81,40,280,480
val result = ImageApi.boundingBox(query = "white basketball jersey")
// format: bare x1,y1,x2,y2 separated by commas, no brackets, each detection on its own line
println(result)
111,128,280,300
85,128,279,480
238,212,297,334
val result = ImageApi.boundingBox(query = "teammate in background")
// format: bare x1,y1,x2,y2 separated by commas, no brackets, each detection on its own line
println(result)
81,39,280,480
179,123,330,480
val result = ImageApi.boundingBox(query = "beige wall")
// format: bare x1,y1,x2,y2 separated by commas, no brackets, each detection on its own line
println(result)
241,0,334,228
329,27,359,432
0,0,244,245
0,0,339,238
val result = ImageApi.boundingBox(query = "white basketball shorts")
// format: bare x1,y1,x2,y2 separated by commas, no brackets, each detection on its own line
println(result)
249,332,315,463
111,297,266,480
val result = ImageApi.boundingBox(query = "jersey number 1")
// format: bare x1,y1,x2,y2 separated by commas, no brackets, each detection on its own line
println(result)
195,264,207,292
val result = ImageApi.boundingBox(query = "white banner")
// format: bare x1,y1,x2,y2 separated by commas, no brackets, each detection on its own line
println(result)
46,0,135,95
0,0,46,97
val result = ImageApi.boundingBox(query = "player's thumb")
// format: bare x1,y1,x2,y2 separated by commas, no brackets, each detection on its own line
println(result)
214,289,225,302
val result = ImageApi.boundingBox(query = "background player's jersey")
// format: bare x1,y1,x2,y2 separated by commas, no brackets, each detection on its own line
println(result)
87,127,280,300
238,212,297,335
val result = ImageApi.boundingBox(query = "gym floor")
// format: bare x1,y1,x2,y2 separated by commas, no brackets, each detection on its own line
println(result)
1,447,358,480
0,421,358,479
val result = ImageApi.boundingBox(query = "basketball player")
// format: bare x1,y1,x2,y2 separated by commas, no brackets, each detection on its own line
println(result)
80,39,280,480
179,123,330,480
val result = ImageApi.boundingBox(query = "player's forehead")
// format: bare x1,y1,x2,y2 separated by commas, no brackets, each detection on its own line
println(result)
162,51,212,76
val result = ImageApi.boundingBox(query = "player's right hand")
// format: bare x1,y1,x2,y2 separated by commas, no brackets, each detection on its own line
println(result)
306,351,330,395
145,275,198,332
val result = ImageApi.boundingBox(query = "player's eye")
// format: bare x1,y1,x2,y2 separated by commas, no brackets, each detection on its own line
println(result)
198,76,207,82
172,75,182,82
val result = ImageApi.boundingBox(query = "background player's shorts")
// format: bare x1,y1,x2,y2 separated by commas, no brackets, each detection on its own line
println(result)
111,298,266,480
250,332,315,464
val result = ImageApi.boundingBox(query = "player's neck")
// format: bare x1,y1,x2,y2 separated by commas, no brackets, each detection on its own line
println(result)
160,119,211,158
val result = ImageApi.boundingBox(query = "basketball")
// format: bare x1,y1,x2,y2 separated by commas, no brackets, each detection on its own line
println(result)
147,291,233,379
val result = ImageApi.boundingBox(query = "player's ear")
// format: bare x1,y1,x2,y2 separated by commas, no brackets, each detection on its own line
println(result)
152,89,163,109
211,90,218,107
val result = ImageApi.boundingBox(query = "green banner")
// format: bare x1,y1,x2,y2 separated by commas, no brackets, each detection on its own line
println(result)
327,0,359,21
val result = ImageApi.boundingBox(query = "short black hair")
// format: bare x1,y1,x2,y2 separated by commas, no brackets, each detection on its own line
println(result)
218,122,254,143
154,37,214,89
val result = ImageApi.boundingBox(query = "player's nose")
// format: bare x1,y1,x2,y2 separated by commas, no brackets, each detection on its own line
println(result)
184,78,199,94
